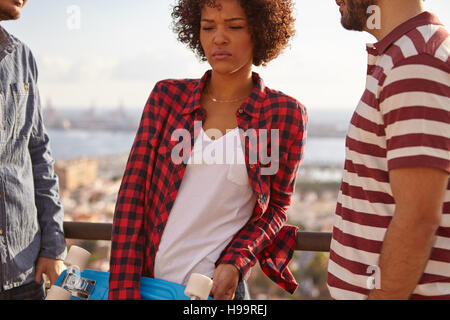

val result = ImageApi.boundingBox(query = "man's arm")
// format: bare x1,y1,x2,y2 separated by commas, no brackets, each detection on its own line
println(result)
28,57,66,257
28,56,67,284
29,100,66,261
368,167,448,299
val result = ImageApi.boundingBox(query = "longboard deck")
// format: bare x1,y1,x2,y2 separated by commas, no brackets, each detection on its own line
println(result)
55,269,193,300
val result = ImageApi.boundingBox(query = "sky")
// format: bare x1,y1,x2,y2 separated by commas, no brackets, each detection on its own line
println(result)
2,0,450,113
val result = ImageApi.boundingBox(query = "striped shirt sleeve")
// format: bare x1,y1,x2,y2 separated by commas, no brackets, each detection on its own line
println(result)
379,53,450,173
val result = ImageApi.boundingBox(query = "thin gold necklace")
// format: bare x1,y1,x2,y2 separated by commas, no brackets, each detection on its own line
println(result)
205,88,248,103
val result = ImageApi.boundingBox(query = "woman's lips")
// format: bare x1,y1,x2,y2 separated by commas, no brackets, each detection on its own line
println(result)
213,50,232,60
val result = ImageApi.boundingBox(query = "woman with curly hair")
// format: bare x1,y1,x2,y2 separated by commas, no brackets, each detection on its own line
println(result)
109,0,307,300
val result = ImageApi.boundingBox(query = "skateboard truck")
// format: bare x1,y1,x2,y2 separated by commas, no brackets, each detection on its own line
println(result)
61,265,96,300
46,245,93,300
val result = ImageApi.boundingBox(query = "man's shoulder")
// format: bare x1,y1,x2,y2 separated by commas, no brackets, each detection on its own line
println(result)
0,25,32,53
389,23,449,68
411,23,448,62
0,26,38,81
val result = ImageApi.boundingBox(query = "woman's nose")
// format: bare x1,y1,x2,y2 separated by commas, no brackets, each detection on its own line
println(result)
213,27,228,45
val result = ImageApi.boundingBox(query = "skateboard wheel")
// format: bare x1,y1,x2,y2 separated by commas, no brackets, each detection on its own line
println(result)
46,285,71,300
65,245,91,271
184,273,213,300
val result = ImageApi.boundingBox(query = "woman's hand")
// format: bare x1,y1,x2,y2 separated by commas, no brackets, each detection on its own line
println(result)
211,264,240,300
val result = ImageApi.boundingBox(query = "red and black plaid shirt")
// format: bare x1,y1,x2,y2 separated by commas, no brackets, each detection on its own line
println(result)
108,70,307,299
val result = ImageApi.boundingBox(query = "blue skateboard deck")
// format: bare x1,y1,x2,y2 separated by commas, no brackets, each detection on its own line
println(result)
55,269,196,300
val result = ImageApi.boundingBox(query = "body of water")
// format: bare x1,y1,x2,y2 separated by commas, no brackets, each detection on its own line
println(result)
48,129,346,167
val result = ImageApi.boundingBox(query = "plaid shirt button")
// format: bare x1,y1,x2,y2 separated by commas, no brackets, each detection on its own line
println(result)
260,194,268,204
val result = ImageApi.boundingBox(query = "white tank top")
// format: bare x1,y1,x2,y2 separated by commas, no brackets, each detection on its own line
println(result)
153,127,257,285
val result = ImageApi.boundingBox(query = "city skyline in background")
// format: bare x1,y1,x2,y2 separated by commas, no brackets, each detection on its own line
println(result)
1,0,449,113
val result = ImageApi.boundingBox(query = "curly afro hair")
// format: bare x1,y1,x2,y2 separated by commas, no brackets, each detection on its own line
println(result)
171,0,296,66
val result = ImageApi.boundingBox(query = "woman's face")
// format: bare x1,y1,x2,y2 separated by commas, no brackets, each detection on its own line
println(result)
200,0,254,76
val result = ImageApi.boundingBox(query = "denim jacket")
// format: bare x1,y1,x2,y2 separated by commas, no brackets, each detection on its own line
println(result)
0,25,66,291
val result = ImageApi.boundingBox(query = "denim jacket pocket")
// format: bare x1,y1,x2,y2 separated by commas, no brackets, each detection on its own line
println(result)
11,82,33,139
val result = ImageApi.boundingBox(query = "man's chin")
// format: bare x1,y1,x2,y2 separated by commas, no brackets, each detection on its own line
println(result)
340,16,365,31
0,13,20,21
0,6,23,21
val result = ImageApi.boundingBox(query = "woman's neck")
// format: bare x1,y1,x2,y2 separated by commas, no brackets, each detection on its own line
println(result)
207,68,254,101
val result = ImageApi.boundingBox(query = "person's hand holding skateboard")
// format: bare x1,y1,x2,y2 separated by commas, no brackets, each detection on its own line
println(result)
211,264,240,300
35,257,66,285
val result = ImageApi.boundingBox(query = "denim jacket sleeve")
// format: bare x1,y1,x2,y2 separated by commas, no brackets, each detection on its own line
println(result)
28,55,66,260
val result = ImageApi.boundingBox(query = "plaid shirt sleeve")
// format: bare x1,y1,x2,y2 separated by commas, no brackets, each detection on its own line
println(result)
216,101,307,294
108,84,160,300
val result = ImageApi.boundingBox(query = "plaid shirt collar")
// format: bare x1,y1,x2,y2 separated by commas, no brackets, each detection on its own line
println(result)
181,69,267,119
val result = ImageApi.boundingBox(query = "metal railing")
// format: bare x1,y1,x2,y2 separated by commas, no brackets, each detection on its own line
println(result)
63,221,332,252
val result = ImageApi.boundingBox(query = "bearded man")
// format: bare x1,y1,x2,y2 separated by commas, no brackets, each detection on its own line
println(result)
328,0,449,300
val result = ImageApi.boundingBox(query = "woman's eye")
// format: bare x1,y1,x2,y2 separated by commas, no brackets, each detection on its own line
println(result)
230,26,243,30
202,27,214,31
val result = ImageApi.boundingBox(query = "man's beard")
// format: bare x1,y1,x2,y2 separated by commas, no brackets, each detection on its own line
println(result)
0,1,25,21
0,11,20,21
341,0,377,31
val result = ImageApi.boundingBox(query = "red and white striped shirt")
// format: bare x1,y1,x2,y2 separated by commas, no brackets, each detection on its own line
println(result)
327,12,450,300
